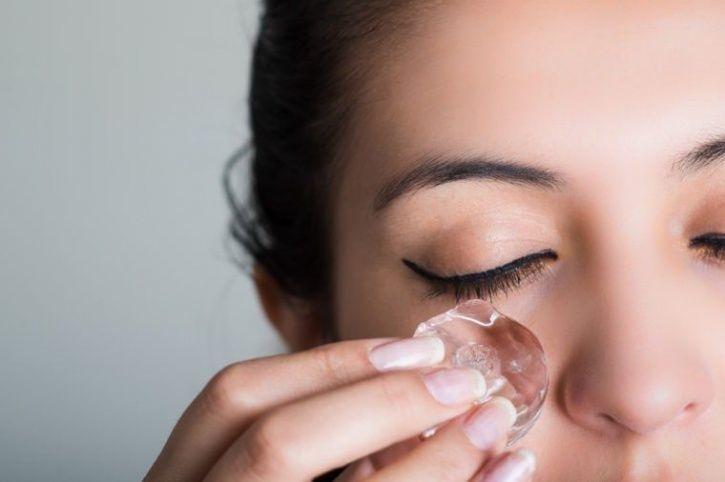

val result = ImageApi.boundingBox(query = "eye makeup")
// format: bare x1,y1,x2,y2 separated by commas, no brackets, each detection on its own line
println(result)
690,232,725,264
402,248,559,303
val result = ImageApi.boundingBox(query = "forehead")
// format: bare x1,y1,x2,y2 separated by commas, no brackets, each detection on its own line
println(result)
336,0,725,204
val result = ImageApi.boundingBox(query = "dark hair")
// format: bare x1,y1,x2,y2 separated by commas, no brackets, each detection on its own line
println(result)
224,2,431,314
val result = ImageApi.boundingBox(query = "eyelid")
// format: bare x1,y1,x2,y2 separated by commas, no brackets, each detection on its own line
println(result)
402,249,559,281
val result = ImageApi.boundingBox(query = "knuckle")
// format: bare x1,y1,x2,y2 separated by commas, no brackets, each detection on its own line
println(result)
242,415,299,478
376,371,424,417
200,362,254,420
310,342,358,385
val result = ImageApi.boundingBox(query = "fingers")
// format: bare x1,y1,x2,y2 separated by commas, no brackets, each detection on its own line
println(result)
366,396,517,482
146,337,407,481
204,366,487,481
471,448,537,482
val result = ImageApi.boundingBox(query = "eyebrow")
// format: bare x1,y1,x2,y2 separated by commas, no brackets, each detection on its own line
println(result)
672,133,725,176
372,153,565,213
372,134,725,214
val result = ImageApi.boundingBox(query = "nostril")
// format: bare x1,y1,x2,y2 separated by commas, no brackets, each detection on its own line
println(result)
599,413,618,425
594,413,623,435
682,401,697,415
673,402,698,423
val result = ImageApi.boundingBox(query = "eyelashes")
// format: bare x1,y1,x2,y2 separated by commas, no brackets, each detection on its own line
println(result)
404,232,725,303
402,249,559,303
690,232,725,264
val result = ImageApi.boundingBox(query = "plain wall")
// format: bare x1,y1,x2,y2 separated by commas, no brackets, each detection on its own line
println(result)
0,1,286,480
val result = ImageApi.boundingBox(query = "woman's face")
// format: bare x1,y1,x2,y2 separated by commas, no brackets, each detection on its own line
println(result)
326,1,725,480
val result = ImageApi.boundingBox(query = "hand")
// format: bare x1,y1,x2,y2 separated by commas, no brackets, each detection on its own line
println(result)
144,337,537,481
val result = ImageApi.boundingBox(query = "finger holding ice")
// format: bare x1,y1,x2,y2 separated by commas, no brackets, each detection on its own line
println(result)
413,299,548,446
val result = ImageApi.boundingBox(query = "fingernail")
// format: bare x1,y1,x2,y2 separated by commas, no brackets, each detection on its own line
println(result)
463,396,518,450
368,336,445,371
476,448,537,482
422,368,487,405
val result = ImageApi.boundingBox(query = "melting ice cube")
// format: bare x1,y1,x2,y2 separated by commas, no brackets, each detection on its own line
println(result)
414,299,548,446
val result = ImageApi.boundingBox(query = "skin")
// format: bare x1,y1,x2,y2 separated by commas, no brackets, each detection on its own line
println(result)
147,1,725,481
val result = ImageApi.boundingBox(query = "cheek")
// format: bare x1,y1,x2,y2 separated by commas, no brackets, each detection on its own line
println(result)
694,261,725,293
332,259,431,339
331,232,483,340
331,206,445,339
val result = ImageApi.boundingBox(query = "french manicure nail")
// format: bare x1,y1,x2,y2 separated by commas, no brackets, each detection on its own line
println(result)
368,336,445,371
477,448,537,482
463,396,518,450
422,368,487,405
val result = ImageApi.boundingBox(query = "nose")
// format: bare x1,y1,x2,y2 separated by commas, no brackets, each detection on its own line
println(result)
562,328,713,436
560,246,715,437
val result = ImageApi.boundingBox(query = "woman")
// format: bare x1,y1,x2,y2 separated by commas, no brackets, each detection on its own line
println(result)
146,1,725,480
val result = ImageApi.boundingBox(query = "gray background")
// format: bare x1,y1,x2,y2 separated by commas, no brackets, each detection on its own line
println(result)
0,1,286,480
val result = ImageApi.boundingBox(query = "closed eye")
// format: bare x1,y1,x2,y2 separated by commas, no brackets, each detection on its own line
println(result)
402,249,559,303
690,232,725,265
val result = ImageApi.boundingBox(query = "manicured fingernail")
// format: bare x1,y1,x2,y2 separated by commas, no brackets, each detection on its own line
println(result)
476,448,537,482
463,396,518,450
422,368,487,405
368,336,445,371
